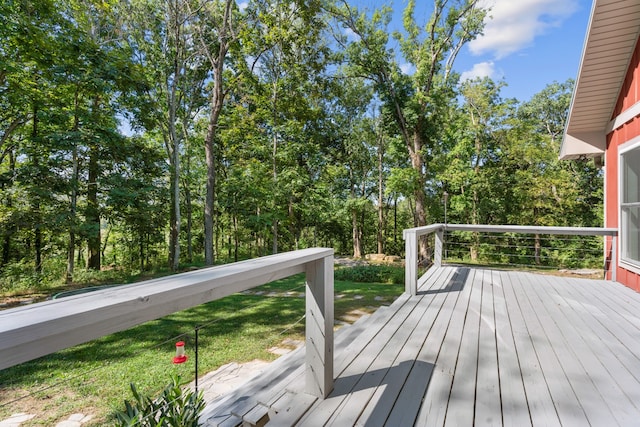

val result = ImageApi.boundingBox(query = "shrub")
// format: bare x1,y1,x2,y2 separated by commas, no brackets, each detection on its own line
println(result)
0,259,63,293
334,265,404,285
114,376,204,427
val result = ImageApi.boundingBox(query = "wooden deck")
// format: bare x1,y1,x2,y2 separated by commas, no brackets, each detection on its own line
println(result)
200,266,640,426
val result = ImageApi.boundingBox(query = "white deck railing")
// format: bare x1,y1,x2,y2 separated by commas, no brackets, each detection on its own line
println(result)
403,224,618,296
0,248,335,398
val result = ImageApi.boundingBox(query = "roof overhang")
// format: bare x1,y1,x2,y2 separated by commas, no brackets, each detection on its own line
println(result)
560,0,640,160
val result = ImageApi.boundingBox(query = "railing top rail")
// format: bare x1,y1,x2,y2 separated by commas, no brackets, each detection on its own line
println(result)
0,248,333,371
403,223,617,238
402,223,445,239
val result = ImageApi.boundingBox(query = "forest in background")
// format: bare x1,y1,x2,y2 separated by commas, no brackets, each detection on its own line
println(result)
0,0,603,290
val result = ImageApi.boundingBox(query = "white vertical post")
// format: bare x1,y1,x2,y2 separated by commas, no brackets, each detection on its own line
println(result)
305,254,334,398
404,230,418,296
611,235,617,282
434,228,444,268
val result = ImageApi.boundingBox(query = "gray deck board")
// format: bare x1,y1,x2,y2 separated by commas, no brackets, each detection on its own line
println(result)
297,293,428,425
521,272,617,426
491,270,532,427
444,268,481,427
555,279,640,396
498,270,559,427
536,274,640,426
200,267,640,427
416,267,475,427
474,269,502,427
510,271,590,427
363,269,459,426
383,267,463,427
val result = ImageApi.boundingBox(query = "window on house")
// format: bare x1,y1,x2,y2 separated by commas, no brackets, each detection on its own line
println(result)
621,147,640,265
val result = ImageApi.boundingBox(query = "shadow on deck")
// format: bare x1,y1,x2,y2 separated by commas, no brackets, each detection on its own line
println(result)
200,266,640,426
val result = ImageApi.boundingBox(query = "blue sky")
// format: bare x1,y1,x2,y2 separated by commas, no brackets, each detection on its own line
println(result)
352,0,593,102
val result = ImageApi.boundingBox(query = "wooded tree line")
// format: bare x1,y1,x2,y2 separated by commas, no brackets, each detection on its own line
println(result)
0,0,602,286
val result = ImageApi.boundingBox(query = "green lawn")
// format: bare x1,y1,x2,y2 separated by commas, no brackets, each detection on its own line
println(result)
0,271,403,425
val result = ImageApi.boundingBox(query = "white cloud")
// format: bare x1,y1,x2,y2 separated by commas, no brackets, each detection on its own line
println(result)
345,28,360,42
460,61,496,82
400,63,416,75
469,0,578,59
238,1,248,11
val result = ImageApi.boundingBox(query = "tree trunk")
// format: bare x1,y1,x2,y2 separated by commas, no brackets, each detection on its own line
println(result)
377,130,385,254
409,133,430,260
183,144,193,263
202,0,233,266
77,245,83,266
204,115,217,265
139,232,144,271
169,149,180,271
471,188,479,261
352,209,362,258
168,26,182,271
101,225,110,261
185,180,193,263
534,233,541,265
32,103,42,274
1,150,15,268
67,92,80,283
66,148,78,283
87,143,100,270
393,196,398,248
233,213,239,262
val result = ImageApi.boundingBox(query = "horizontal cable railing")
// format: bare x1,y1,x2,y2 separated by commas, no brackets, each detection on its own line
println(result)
444,232,605,270
0,280,315,424
403,224,618,295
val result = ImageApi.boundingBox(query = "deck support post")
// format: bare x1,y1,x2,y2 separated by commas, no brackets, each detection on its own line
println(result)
404,230,418,296
305,254,334,398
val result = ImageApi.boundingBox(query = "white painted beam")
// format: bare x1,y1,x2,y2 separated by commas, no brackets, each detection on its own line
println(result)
0,248,334,371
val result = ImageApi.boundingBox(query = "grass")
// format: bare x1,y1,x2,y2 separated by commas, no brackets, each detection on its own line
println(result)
0,269,404,426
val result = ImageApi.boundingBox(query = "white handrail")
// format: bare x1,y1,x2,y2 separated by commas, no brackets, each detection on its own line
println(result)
0,248,335,398
403,224,618,295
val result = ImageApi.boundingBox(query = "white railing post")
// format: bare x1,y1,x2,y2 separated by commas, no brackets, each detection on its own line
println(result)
611,235,617,282
404,230,418,296
435,228,444,267
305,254,334,398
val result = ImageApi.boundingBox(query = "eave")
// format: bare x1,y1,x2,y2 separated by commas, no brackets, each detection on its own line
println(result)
560,0,640,160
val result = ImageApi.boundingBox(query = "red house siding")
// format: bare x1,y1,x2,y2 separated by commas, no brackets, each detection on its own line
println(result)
613,35,640,116
605,35,640,291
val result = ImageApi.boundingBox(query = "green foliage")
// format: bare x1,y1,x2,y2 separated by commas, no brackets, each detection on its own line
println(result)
334,265,404,285
114,376,205,427
0,258,65,293
0,0,604,286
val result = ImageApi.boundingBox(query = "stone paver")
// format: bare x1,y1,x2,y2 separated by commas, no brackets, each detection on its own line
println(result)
54,413,93,427
0,412,94,427
0,413,35,427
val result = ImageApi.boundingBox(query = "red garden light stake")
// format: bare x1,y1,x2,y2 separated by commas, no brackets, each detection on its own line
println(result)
172,341,188,364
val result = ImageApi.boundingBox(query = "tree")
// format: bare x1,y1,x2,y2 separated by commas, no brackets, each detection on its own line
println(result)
192,0,240,266
331,0,486,258
60,0,138,273
500,80,602,264
104,136,167,271
124,0,208,271
442,77,513,259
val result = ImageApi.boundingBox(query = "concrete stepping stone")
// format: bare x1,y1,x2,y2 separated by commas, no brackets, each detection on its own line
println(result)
0,413,36,426
55,413,93,427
